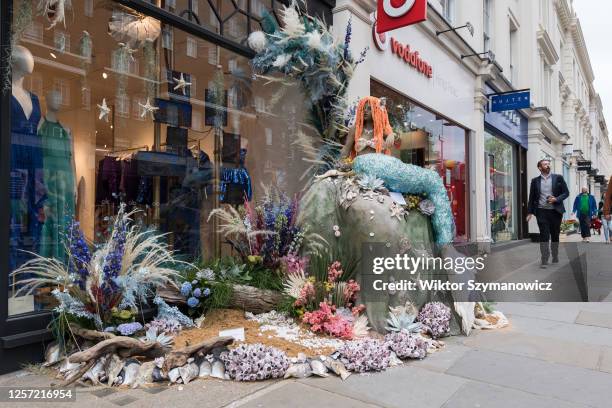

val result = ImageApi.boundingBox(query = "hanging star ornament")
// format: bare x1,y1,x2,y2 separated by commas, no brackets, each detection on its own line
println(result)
97,98,111,122
173,72,192,95
139,98,159,120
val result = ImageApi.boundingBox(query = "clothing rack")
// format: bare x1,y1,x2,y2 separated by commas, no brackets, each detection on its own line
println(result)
109,145,150,154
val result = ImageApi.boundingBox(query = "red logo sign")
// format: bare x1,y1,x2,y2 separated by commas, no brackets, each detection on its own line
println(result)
376,0,427,34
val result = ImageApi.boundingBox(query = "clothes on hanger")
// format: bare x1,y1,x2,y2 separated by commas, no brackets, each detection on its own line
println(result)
220,148,252,204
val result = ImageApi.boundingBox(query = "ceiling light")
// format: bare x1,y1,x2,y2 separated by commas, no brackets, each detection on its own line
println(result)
102,72,108,79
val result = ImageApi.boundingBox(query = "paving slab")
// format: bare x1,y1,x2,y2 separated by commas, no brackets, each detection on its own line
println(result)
446,349,612,408
235,381,380,408
461,329,602,370
410,344,472,373
441,381,589,408
575,310,612,329
300,364,467,408
598,347,612,374
496,302,580,323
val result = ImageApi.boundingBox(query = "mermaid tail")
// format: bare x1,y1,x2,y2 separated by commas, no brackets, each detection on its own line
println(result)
353,154,455,245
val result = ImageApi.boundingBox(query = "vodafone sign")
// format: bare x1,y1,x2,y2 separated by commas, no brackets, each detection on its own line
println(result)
376,0,427,34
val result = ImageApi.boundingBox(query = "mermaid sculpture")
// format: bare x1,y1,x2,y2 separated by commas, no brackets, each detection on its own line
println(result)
340,96,455,245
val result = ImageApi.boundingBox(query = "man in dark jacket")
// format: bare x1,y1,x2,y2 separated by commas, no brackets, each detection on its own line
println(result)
527,159,570,267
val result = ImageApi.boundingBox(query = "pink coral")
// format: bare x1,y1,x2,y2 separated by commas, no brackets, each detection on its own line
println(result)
302,302,354,339
344,280,360,307
293,281,315,307
281,254,309,275
327,261,343,283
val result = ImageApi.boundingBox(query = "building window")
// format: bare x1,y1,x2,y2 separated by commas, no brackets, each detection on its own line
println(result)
208,46,217,65
23,21,43,43
484,0,493,52
509,21,518,84
186,36,198,58
53,78,70,106
441,0,455,23
84,0,94,17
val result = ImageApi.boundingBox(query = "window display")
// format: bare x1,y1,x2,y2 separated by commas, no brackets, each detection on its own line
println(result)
7,0,311,316
371,80,469,241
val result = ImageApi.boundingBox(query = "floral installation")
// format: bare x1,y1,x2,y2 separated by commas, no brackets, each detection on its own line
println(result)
220,344,290,381
145,317,182,335
179,279,212,314
302,302,353,339
384,331,428,360
417,302,452,339
338,339,391,373
11,204,183,331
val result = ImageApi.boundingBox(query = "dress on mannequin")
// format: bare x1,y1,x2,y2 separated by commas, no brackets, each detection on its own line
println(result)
10,92,44,271
39,119,75,261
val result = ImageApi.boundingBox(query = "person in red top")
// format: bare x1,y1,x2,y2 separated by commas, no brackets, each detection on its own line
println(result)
603,178,612,244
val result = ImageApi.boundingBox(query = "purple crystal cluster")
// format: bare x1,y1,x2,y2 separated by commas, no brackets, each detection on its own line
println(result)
220,344,290,381
116,322,143,336
417,302,451,339
338,339,391,373
385,331,428,359
145,318,182,335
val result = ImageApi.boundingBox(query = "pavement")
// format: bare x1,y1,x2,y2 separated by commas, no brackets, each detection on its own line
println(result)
1,238,612,408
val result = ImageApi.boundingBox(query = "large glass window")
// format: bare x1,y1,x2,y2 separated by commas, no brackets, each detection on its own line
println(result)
7,0,310,316
371,80,469,241
485,131,517,242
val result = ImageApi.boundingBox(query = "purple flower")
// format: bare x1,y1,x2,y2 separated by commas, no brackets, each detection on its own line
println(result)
344,16,353,60
116,322,143,336
66,220,91,289
187,297,199,308
180,282,193,297
203,288,211,297
193,288,202,298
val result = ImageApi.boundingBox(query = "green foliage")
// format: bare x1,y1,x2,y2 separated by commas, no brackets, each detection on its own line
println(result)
482,302,497,314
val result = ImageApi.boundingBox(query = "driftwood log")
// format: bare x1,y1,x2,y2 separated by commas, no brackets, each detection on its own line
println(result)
159,284,285,314
163,336,234,371
68,324,116,341
68,336,165,363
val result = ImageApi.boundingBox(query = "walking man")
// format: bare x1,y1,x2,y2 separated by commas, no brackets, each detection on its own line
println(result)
527,159,570,268
603,178,612,244
572,187,597,242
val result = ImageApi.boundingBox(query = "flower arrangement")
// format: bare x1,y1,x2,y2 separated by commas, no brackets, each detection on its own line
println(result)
11,204,184,331
220,344,290,381
385,331,428,359
338,339,391,373
417,302,452,339
179,279,212,314
302,302,353,339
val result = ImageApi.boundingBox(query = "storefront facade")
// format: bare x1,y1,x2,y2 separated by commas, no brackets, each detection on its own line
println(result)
0,0,334,374
484,85,529,242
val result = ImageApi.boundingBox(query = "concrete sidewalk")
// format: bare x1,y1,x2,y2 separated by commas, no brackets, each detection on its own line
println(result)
2,302,612,408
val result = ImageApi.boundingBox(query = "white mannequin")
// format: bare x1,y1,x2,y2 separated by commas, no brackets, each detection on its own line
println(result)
11,45,35,120
44,90,62,123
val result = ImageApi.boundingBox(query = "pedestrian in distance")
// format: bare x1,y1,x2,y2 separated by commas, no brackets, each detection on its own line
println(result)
603,178,612,244
572,187,597,243
527,159,570,268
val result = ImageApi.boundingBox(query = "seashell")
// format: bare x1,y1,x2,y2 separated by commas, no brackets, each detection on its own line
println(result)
389,351,403,367
168,367,181,383
211,360,226,380
309,360,329,377
132,362,156,388
296,353,307,363
327,360,351,381
283,363,312,379
152,367,167,382
83,356,108,385
106,354,125,386
44,342,61,367
58,358,82,379
121,362,141,387
179,363,199,384
198,360,212,378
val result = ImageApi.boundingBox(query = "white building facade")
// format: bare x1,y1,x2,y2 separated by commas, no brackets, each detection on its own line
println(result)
332,0,612,243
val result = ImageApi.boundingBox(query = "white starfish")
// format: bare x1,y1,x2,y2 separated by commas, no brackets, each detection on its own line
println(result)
138,98,159,119
172,72,192,95
389,203,405,221
97,98,111,122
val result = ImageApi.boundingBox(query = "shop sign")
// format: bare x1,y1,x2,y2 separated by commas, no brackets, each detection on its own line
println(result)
490,90,531,112
373,35,433,79
595,175,606,184
376,0,428,34
577,160,592,172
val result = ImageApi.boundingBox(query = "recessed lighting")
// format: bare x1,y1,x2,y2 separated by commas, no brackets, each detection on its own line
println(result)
102,72,108,79
50,52,57,59
110,125,113,129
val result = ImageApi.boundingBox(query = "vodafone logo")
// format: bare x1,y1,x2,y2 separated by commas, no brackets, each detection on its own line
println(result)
377,0,427,34
372,22,389,51
383,0,416,18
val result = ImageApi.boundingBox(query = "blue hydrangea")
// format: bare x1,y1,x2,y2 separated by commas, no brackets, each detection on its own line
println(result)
193,288,202,298
116,322,143,336
180,282,193,297
187,297,199,308
203,288,211,297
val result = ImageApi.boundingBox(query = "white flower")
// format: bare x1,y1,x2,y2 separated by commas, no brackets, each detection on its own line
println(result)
248,31,268,53
283,271,307,298
272,54,292,68
280,3,305,37
304,31,322,50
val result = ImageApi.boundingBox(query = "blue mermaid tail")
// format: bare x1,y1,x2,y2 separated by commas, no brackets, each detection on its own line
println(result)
353,154,455,245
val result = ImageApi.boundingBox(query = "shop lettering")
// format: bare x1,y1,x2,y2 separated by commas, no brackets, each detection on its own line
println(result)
389,37,433,78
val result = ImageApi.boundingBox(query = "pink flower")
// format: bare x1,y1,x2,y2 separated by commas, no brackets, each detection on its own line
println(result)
327,261,343,283
281,254,309,275
344,280,361,307
293,281,315,307
302,302,353,339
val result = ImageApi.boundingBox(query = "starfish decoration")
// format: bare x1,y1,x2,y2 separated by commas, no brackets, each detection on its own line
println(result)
139,98,159,120
97,98,111,122
173,72,192,95
389,203,405,221
118,42,137,61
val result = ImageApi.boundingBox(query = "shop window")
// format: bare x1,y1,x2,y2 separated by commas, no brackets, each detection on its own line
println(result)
186,36,198,58
23,21,44,43
6,0,311,317
84,0,94,17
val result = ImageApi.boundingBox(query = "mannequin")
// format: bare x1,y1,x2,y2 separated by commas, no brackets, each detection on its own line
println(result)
10,45,45,272
40,90,76,261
